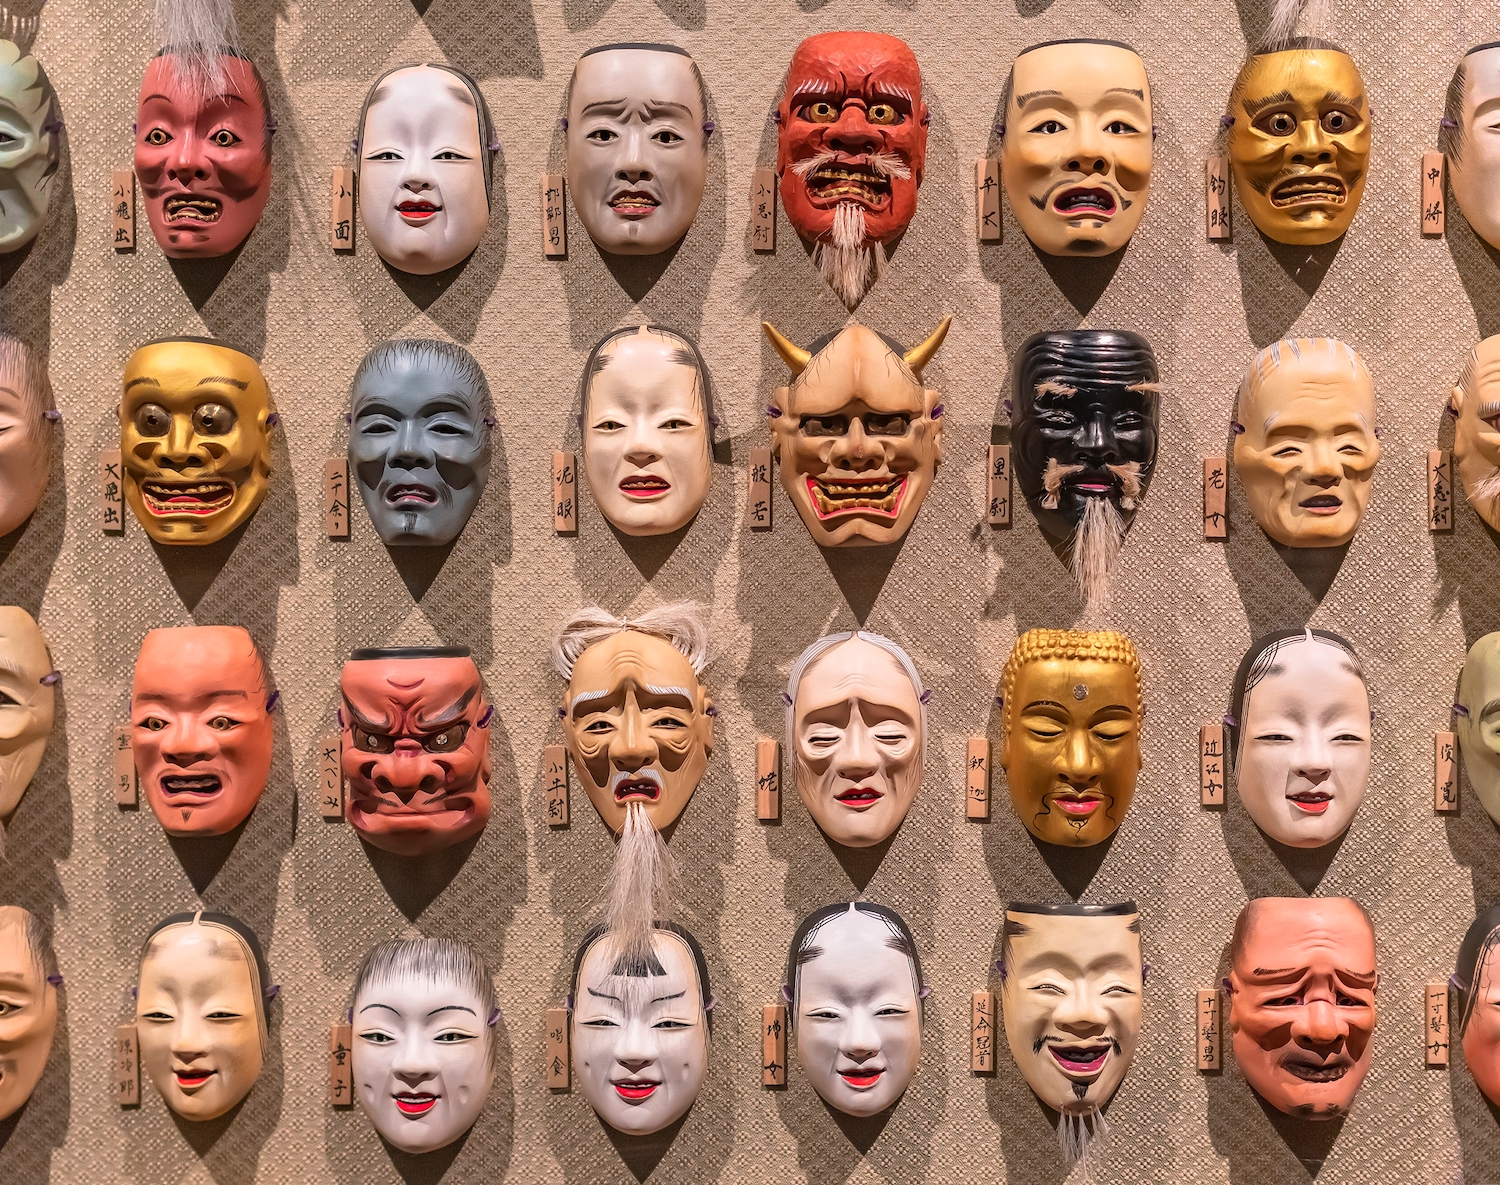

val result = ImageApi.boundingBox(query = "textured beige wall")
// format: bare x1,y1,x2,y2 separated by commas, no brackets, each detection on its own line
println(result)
0,0,1497,1181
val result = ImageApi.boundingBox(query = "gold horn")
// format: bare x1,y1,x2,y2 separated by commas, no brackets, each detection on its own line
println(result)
903,315,953,379
762,322,811,376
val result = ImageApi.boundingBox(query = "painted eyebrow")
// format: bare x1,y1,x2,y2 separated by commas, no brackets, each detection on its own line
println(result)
135,689,248,701
1022,699,1068,711
1105,87,1145,100
197,376,249,390
571,688,611,707
342,701,393,732
415,687,477,730
428,1004,477,1016
1241,89,1297,117
1016,88,1064,108
581,99,629,116
125,377,161,391
1035,381,1077,399
652,990,686,1003
587,986,620,1001
360,1002,401,1015
1323,90,1363,107
642,101,695,118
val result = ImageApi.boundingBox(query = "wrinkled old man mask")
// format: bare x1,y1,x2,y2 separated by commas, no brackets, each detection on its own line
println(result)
1451,336,1500,532
0,906,56,1122
1446,44,1500,250
0,607,53,827
0,335,55,539
0,40,59,254
1454,905,1500,1108
1458,632,1500,829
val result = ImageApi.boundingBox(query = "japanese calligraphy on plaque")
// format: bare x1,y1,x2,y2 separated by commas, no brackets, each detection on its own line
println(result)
966,737,990,820
115,1024,139,1106
329,1023,353,1104
1429,448,1453,532
318,732,344,820
1435,730,1459,813
100,449,124,534
748,446,772,530
552,450,577,533
113,725,136,807
543,744,569,828
986,444,1011,526
542,174,567,258
750,167,776,252
330,167,355,251
971,989,996,1073
545,1006,570,1089
1197,989,1222,1070
762,1003,787,1087
1421,152,1445,236
1200,723,1225,807
755,736,780,822
1426,982,1450,1067
1205,156,1230,240
975,158,1001,243
111,168,135,250
1204,456,1227,539
324,457,350,539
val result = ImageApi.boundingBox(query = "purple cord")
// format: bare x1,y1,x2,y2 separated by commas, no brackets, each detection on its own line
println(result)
43,409,60,422
265,690,280,712
40,671,60,686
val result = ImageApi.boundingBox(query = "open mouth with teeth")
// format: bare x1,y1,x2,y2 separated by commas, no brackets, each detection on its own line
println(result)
1047,1042,1112,1078
160,774,223,799
1287,790,1333,814
806,163,892,211
386,484,438,506
608,190,660,219
1299,493,1343,516
1282,1058,1349,1083
613,777,660,803
613,1080,659,1101
164,195,223,224
807,474,906,520
1270,174,1348,208
174,1068,216,1089
142,480,236,517
619,475,671,499
1052,187,1117,219
394,1092,438,1115
835,787,882,811
396,200,441,224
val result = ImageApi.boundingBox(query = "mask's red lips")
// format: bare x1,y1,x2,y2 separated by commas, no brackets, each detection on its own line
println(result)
396,200,442,223
164,194,224,225
174,1068,216,1089
614,778,660,803
1064,470,1119,497
1050,791,1103,817
1288,790,1333,814
1299,493,1343,515
619,475,671,499
160,773,224,799
394,1092,438,1116
1047,1042,1111,1076
613,1079,660,1101
834,787,883,811
807,474,907,520
141,479,236,517
838,1068,884,1088
1052,186,1117,218
608,190,660,219
386,484,438,505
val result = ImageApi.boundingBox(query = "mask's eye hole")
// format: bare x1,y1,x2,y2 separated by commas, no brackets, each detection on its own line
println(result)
353,727,395,754
209,128,241,149
866,103,900,125
144,127,171,146
1321,109,1355,134
801,101,840,124
193,402,237,435
134,403,171,437
862,413,911,437
423,723,468,753
1256,111,1298,137
799,415,849,437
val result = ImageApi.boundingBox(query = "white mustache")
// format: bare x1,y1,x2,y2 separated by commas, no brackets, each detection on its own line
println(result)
791,148,912,181
608,768,664,794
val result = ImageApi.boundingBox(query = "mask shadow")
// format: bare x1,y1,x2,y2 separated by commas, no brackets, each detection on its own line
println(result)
361,833,481,922
167,817,250,897
389,540,457,603
823,1096,893,1153
167,245,245,311
1259,1092,1346,1176
818,538,908,626
379,1125,469,1184
1232,217,1343,348
1029,831,1117,900
1034,242,1126,317
150,521,252,613
824,831,896,893
600,1110,688,1182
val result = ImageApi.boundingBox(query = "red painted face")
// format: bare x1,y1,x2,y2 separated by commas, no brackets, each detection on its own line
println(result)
775,32,927,248
134,54,272,259
340,650,491,857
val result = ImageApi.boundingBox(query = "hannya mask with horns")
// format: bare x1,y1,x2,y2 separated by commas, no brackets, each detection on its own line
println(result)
0,906,57,1122
0,608,54,841
0,40,60,255
775,33,929,308
0,335,57,540
1450,336,1500,533
764,318,949,548
1452,905,1500,1107
135,911,270,1121
1445,44,1500,251
1457,633,1500,829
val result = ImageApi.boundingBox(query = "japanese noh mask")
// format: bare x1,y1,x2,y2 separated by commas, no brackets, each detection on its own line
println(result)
566,44,709,256
570,922,711,1135
1000,629,1142,849
1453,905,1500,1107
1446,44,1500,250
1229,629,1370,849
339,647,493,858
1457,633,1500,828
132,625,274,838
135,49,273,259
1001,40,1152,257
775,33,929,309
581,325,713,537
1011,331,1160,615
786,902,924,1117
1234,338,1379,548
1451,336,1500,532
0,41,59,254
765,318,948,548
0,335,56,539
0,907,56,1123
786,631,925,849
1000,903,1142,1165
349,339,493,548
120,338,275,546
0,608,54,836
1227,896,1377,1119
357,64,494,276
135,911,269,1122
353,937,497,1153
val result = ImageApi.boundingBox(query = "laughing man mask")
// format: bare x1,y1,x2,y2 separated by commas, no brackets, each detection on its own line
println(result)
786,902,924,1117
132,625,274,838
1457,633,1500,828
581,325,714,537
0,336,56,539
136,911,269,1122
1451,336,1500,532
349,339,492,548
776,33,929,309
1000,41,1152,257
357,64,494,276
120,338,275,545
1445,45,1500,250
566,44,709,257
1227,896,1377,1119
765,318,948,548
571,921,711,1136
1453,906,1500,1107
353,937,497,1153
1234,337,1379,549
0,41,59,254
0,608,54,848
1012,331,1160,614
1000,629,1142,848
0,907,56,1122
1228,629,1370,849
786,631,925,849
1000,902,1143,1169
340,647,493,857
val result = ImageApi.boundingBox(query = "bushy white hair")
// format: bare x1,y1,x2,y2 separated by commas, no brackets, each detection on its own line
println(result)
153,0,242,94
552,602,710,680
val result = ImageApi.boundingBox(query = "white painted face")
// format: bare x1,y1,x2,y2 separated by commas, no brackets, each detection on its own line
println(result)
582,329,711,537
1236,637,1370,849
353,971,494,1153
1450,46,1500,251
359,66,489,276
794,908,921,1117
0,607,52,820
571,930,709,1135
566,48,708,256
1459,633,1500,828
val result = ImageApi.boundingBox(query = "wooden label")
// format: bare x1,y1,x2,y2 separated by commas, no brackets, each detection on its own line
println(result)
543,744,569,828
111,168,135,250
329,1023,353,1105
330,167,355,250
747,447,772,530
1427,982,1451,1066
986,444,1011,526
1435,730,1459,813
966,737,990,820
545,1006,570,1089
1429,448,1453,532
1196,989,1222,1070
324,457,350,539
1200,723,1226,807
970,989,996,1073
318,732,344,820
1206,156,1230,240
755,736,780,821
100,449,124,534
115,1024,139,1106
542,174,567,257
1422,151,1445,236
552,450,577,533
750,167,776,252
762,1003,787,1087
112,726,136,807
1204,456,1228,539
975,158,1001,242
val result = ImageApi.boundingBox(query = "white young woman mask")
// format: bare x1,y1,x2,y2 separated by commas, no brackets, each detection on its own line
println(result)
1230,630,1371,849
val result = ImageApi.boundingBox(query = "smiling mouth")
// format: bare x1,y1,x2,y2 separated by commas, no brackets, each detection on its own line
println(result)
394,1092,438,1115
164,195,223,224
174,1068,216,1089
619,475,671,499
613,1080,659,1101
1282,1059,1349,1082
1053,187,1116,219
396,200,441,223
614,778,660,803
160,774,223,798
1299,494,1343,515
808,474,906,520
608,190,660,219
1288,790,1333,814
386,484,438,506
839,1069,883,1088
141,480,236,517
834,787,883,810
1047,1042,1112,1077
1270,173,1348,208
806,163,892,210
